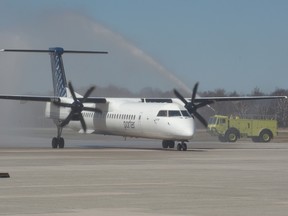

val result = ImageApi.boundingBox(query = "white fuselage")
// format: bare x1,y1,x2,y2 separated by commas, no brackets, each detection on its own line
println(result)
46,98,195,141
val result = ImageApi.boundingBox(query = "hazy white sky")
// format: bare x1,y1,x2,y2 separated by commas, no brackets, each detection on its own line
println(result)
0,0,287,95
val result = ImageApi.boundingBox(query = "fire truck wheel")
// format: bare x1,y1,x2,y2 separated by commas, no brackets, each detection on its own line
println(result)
225,129,238,142
259,130,272,143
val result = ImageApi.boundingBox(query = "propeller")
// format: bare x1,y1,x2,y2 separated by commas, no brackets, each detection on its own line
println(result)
174,82,210,128
54,81,102,132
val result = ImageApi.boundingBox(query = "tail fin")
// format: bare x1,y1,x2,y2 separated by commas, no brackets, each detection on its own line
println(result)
49,47,68,97
0,47,108,97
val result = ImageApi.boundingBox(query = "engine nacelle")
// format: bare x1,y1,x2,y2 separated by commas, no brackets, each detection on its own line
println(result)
45,98,73,120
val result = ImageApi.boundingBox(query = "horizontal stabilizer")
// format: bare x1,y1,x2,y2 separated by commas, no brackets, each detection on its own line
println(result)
0,48,108,54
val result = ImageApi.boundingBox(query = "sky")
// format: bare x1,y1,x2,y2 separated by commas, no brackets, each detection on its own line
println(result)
0,0,287,95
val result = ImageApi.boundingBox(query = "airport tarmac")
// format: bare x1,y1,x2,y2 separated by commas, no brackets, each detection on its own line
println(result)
1,128,288,216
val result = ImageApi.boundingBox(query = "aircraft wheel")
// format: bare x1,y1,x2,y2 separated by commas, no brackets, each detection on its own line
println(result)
59,137,65,148
52,137,58,149
177,143,182,151
168,141,175,148
182,143,187,151
162,141,169,149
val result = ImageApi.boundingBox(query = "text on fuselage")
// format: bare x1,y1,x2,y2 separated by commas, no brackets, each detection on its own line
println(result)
123,121,135,129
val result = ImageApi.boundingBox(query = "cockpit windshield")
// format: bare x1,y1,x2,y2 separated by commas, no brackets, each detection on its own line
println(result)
168,110,181,117
157,110,191,118
157,110,167,117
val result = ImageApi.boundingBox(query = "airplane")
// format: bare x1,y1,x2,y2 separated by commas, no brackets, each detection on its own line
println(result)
0,47,286,151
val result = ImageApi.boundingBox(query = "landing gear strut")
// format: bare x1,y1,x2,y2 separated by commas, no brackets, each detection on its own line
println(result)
52,126,65,149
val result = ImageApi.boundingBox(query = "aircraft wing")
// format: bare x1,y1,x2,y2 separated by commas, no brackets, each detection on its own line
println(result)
0,95,60,102
0,94,285,104
0,94,107,103
193,95,287,103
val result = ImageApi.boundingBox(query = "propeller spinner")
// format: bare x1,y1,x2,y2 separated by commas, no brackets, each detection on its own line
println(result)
54,82,102,132
174,82,211,128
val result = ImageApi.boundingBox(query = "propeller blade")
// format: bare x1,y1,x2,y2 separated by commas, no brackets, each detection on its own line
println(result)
68,82,77,102
174,82,208,128
173,89,188,106
55,81,101,131
60,111,74,127
191,82,199,104
194,112,208,128
82,86,95,102
79,114,87,132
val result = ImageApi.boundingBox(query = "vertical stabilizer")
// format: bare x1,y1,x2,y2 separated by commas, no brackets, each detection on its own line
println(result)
0,47,108,98
49,47,68,97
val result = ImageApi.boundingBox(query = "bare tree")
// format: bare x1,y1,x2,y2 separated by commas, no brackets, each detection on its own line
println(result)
270,89,288,127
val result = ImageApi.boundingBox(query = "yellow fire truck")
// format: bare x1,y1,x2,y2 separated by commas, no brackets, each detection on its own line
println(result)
207,115,277,142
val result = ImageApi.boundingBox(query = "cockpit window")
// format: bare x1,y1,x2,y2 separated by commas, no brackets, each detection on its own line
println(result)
168,110,181,117
157,110,167,117
181,110,190,117
158,110,190,117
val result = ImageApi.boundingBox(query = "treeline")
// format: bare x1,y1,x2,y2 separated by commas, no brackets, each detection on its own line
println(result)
199,88,288,128
6,85,288,128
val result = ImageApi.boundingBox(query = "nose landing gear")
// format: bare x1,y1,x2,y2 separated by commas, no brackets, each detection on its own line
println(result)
177,142,187,151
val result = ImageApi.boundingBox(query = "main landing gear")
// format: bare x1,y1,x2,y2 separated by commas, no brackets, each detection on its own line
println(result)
52,126,65,149
162,140,188,151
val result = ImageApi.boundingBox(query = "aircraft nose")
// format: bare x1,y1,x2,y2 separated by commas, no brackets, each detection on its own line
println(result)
174,119,195,139
182,125,194,138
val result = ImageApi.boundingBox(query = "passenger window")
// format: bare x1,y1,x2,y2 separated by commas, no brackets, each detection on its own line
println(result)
168,110,181,117
157,110,167,117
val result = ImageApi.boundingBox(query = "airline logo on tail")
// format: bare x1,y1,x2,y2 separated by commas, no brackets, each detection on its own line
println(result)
49,47,67,97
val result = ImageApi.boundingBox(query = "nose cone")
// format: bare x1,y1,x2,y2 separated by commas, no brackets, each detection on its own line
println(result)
173,118,195,139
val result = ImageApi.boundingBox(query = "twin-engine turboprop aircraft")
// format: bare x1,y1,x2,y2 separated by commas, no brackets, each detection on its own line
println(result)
0,47,286,150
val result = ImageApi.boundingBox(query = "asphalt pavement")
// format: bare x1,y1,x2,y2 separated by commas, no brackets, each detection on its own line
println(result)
1,128,288,216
